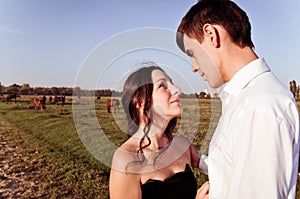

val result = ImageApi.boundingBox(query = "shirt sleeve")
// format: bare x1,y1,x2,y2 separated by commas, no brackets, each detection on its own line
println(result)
226,102,299,199
199,154,208,175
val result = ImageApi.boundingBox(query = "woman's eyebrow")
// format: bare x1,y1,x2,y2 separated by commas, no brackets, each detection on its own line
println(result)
154,77,173,84
154,78,167,83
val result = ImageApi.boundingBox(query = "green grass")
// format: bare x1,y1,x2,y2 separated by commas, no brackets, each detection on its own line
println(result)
0,96,299,198
0,97,111,198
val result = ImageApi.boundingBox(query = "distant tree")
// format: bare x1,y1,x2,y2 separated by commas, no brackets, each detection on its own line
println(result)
112,90,122,97
50,87,60,96
33,87,45,95
6,84,20,94
102,89,112,97
20,87,33,95
64,87,73,96
42,87,52,95
95,90,102,98
73,87,81,99
22,83,30,88
59,87,73,96
20,83,33,95
290,80,297,98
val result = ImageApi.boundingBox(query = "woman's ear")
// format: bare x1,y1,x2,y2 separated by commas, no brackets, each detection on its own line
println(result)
136,102,144,109
202,23,220,48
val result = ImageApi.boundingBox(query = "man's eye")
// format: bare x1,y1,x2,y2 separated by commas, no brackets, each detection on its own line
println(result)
187,51,193,57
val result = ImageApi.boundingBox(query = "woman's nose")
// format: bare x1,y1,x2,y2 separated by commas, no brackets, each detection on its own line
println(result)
169,84,181,95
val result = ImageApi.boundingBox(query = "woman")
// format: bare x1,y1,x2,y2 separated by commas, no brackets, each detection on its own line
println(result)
109,63,206,199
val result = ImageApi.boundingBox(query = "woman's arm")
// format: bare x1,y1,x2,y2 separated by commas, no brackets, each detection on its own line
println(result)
189,144,200,168
109,168,142,199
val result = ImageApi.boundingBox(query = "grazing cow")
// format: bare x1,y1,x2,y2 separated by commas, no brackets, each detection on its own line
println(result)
6,94,19,104
32,98,44,110
106,99,120,113
42,95,47,105
54,96,65,106
49,96,53,103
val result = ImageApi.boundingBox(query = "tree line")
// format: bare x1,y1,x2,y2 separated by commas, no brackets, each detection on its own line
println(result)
0,83,120,98
1,81,298,99
0,83,197,99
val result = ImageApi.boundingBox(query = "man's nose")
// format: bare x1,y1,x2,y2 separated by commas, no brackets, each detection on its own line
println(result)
192,64,199,73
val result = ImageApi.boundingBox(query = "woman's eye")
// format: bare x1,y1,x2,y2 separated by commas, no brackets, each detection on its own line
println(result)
158,82,168,89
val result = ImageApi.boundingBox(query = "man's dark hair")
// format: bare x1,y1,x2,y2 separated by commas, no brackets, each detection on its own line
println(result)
176,0,254,52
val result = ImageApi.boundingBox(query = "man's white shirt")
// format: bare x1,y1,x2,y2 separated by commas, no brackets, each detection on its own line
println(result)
199,58,300,199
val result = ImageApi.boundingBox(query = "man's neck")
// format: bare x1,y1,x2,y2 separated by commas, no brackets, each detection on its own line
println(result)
222,46,258,82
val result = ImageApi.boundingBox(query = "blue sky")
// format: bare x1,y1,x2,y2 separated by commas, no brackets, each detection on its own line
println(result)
1,0,300,93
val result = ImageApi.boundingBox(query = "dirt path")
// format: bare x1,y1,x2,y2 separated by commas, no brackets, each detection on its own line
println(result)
0,118,52,198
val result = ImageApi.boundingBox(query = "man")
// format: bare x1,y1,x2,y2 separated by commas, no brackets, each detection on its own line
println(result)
177,0,300,198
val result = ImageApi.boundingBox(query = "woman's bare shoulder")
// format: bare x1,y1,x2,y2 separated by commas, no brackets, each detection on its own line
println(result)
111,139,140,173
173,134,192,146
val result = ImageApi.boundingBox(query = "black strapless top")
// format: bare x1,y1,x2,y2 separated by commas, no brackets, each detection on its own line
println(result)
141,164,197,199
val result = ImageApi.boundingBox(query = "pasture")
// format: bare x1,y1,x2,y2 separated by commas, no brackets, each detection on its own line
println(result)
0,95,299,198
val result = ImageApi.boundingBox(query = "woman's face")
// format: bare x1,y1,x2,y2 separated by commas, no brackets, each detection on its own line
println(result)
151,69,182,120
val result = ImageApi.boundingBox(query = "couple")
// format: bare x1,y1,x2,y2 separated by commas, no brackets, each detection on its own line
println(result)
110,0,300,198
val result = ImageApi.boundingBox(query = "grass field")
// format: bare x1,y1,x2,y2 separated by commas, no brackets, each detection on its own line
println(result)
0,95,299,198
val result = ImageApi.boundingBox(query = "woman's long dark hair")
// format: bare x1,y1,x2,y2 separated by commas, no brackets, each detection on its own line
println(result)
121,63,177,169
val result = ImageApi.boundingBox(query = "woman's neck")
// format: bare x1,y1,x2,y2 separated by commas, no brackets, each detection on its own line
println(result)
136,120,170,152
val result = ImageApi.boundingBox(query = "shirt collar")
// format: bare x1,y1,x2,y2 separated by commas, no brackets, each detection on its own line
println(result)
221,58,270,97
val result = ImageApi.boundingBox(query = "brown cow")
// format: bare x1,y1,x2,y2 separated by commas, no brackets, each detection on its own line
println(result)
106,99,120,113
32,98,44,110
54,96,65,106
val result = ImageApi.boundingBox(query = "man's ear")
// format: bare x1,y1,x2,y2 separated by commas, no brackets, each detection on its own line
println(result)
202,23,220,48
